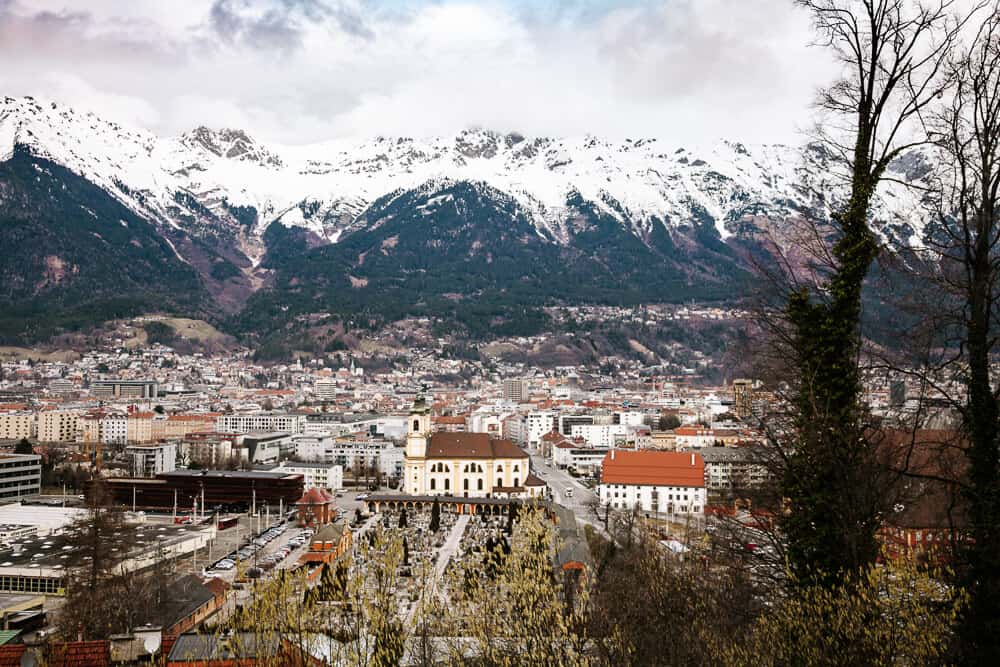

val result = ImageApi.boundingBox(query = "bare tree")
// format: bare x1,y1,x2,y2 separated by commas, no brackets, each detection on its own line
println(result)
772,0,977,587
912,7,1000,660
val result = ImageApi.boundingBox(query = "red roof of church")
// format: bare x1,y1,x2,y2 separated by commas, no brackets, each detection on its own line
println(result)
426,433,526,459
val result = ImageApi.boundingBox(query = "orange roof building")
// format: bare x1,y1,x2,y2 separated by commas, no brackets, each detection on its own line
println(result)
599,450,706,515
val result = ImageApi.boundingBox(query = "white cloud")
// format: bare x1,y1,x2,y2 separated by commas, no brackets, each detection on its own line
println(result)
0,0,838,145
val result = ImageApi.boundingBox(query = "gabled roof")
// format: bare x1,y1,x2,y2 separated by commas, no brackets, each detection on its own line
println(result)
601,450,705,488
296,487,334,506
426,433,526,460
312,521,346,546
524,473,546,487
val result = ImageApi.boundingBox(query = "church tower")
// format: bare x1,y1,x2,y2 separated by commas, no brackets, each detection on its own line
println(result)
406,394,431,459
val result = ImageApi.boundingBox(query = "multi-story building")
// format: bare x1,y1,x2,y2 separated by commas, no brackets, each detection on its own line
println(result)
570,423,630,449
524,411,556,451
37,411,79,443
179,433,240,468
302,414,407,439
101,414,129,445
599,450,706,515
91,380,158,400
313,379,337,402
151,414,218,440
0,454,42,500
127,412,155,444
502,378,527,403
126,443,177,477
292,435,404,480
559,414,594,436
0,413,34,441
732,379,754,420
240,432,291,465
276,461,344,492
217,413,305,435
692,446,772,496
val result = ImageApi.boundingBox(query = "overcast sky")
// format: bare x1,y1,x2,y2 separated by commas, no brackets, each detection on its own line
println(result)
0,0,837,145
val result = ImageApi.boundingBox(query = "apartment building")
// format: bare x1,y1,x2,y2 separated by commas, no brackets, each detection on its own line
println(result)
37,411,79,443
0,413,33,441
217,413,305,435
275,461,344,492
126,442,177,477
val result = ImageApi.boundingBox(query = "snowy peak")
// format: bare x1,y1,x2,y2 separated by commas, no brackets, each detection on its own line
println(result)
0,95,935,266
181,126,283,167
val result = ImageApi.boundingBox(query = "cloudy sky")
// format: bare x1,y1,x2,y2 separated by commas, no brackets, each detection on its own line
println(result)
0,0,837,145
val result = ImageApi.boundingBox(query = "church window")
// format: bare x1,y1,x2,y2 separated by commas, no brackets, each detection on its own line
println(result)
463,479,469,490
478,479,483,490
444,479,450,490
413,419,419,432
514,477,519,487
513,465,520,472
496,477,502,488
430,479,436,490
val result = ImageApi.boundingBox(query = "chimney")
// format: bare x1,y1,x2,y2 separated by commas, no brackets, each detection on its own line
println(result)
611,450,615,460
690,453,695,466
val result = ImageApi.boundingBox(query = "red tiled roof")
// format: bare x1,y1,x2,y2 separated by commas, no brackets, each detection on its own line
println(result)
0,645,25,667
296,487,334,505
601,451,704,488
524,473,546,487
48,640,111,667
426,433,527,460
204,576,231,598
434,416,466,424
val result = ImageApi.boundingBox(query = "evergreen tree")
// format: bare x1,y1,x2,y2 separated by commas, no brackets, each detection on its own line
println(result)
430,497,441,532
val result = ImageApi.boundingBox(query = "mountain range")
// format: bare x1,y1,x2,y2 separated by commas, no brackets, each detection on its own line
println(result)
0,96,934,346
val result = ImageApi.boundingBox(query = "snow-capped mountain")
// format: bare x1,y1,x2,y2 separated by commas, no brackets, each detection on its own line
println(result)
0,96,935,343
0,97,931,258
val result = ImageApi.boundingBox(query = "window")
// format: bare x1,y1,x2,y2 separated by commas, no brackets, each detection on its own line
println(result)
413,419,419,431
497,477,502,488
430,479,436,490
478,479,483,490
513,464,520,472
513,477,519,487
444,479,450,490
463,479,469,490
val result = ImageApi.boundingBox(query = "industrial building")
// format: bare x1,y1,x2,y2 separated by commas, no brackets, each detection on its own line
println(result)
100,469,304,512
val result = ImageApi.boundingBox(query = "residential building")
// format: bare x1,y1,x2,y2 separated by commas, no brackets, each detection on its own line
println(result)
502,378,527,403
217,413,305,435
599,450,706,515
241,432,291,464
277,461,343,492
179,433,240,468
570,423,630,448
692,446,772,495
0,413,33,441
127,412,155,444
126,443,177,477
732,379,754,419
37,410,79,443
